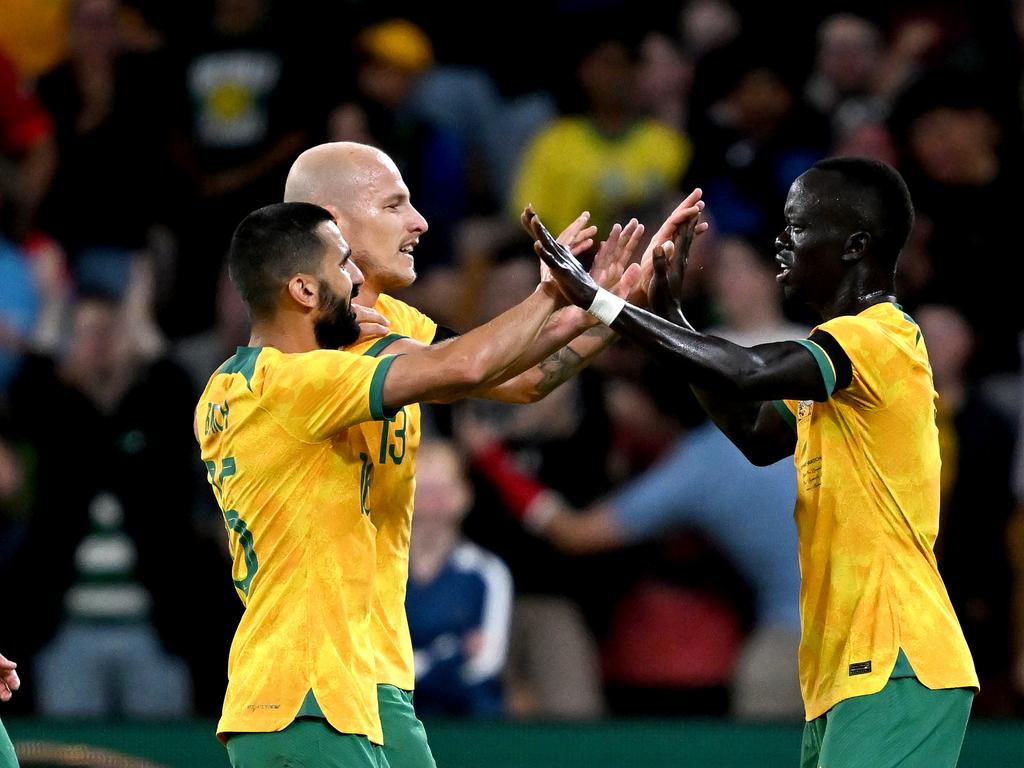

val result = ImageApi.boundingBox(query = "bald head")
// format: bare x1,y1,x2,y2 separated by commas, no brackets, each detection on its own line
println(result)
284,142,397,212
285,141,428,295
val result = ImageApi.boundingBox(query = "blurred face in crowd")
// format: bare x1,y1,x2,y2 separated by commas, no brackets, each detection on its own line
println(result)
413,441,473,529
63,297,125,391
70,0,119,59
916,304,973,390
908,107,1000,186
579,39,637,114
816,13,882,94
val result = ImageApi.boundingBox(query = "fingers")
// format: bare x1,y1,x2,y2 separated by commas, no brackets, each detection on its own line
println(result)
619,220,645,266
555,210,593,247
611,262,642,299
358,323,390,340
648,191,704,246
353,305,390,341
591,223,623,272
353,304,390,328
532,212,563,255
0,658,18,702
569,237,595,258
520,205,536,236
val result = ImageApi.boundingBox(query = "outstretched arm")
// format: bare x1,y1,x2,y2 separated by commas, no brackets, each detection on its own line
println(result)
527,208,816,465
476,217,646,403
476,191,705,403
645,220,797,464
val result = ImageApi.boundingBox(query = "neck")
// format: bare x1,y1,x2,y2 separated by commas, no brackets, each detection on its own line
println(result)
354,283,381,309
409,526,460,583
819,266,896,321
248,309,318,353
589,109,632,136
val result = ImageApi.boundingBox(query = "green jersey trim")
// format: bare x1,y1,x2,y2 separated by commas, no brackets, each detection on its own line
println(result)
795,338,836,397
218,347,261,390
362,333,407,358
370,355,400,421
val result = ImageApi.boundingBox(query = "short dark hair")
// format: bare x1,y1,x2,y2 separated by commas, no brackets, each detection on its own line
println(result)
227,202,335,318
812,157,914,269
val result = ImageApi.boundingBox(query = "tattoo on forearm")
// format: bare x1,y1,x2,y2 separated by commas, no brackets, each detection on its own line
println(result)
535,328,611,395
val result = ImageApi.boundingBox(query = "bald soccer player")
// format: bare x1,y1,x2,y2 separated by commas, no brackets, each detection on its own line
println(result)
284,142,702,767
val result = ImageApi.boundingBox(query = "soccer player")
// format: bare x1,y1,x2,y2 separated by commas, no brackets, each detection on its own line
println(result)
282,141,690,768
528,157,979,768
195,201,640,767
0,651,19,768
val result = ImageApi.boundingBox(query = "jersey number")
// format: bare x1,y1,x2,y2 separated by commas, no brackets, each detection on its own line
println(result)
205,456,259,596
378,407,407,465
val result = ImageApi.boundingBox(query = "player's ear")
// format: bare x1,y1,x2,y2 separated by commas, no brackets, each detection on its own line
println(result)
841,231,870,263
286,274,319,309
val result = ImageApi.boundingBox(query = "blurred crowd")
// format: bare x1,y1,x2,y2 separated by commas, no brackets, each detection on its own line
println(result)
0,0,1021,722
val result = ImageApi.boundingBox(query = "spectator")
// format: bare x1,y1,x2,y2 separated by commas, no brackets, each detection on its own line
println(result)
511,27,691,235
406,439,513,717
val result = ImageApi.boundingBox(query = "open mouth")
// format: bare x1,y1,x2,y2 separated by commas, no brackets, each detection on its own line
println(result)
775,255,792,283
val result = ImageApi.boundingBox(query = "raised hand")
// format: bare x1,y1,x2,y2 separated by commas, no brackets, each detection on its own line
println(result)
634,189,709,304
535,210,599,285
556,211,599,258
590,218,645,291
522,206,599,310
0,653,19,702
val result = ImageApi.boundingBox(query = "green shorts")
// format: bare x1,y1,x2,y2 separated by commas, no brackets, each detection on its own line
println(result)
377,685,436,768
800,655,973,768
0,718,17,768
226,718,388,768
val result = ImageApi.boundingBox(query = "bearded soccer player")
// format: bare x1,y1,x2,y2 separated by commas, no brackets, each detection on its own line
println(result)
283,142,699,768
529,158,978,768
196,201,642,767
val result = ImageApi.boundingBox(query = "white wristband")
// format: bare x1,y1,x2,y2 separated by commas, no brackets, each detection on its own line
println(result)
586,287,626,326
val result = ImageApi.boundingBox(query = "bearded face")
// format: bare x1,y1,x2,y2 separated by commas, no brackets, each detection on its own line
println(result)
313,281,361,349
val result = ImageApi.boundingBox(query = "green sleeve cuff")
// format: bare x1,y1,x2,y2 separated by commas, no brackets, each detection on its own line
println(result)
363,333,407,357
773,400,797,432
369,355,400,421
795,338,836,397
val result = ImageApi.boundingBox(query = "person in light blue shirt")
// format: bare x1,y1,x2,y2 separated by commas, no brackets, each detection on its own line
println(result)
471,419,801,719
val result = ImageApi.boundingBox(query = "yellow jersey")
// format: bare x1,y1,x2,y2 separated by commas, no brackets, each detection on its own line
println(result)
511,116,691,234
347,294,438,691
196,345,397,743
776,302,977,720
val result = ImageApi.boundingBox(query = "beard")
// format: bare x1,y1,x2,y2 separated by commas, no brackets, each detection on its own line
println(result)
314,284,361,349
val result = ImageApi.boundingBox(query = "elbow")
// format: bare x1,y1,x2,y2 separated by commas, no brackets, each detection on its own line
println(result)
739,440,785,467
447,354,493,392
507,383,545,404
744,449,777,467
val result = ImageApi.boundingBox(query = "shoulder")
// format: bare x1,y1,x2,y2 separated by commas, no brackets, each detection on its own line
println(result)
451,542,512,586
376,294,436,333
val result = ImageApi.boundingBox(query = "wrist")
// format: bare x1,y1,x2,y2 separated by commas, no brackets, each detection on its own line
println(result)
537,280,570,308
586,287,626,326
